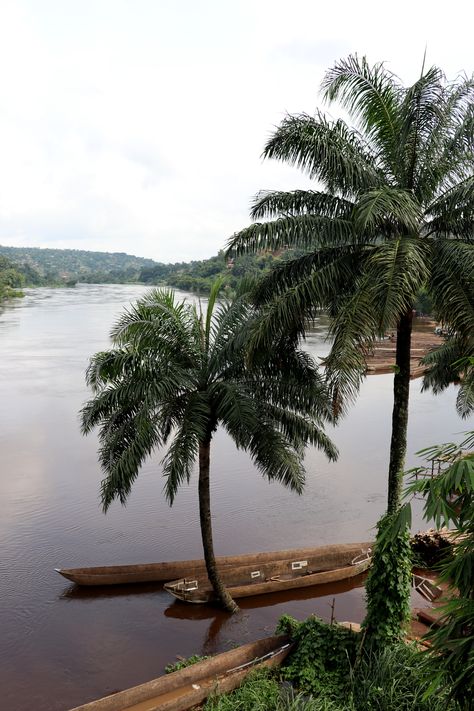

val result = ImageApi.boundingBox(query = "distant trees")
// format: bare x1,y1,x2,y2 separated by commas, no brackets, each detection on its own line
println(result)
0,255,26,299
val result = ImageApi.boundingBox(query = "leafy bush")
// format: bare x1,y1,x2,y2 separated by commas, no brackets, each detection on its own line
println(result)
276,615,358,699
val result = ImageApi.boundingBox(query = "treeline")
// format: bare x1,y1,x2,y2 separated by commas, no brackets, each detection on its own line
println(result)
0,245,158,287
139,249,308,296
0,244,436,313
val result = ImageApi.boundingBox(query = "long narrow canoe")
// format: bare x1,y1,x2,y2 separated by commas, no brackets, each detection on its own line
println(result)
56,542,372,586
69,635,292,711
164,543,372,603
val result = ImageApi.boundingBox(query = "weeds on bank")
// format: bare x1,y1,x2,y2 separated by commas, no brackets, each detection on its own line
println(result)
205,616,457,711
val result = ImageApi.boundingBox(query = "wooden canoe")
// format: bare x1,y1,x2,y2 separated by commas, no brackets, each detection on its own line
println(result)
55,542,372,586
68,634,292,711
164,543,372,604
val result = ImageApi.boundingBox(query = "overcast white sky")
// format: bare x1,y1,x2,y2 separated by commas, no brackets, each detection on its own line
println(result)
0,0,473,263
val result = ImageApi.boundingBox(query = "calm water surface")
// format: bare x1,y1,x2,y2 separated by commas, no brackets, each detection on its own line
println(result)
0,285,469,711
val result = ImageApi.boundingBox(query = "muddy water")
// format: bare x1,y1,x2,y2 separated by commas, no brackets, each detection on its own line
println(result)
0,285,468,711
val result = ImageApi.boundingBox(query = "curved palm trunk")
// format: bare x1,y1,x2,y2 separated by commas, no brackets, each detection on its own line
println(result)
387,309,413,514
198,439,239,614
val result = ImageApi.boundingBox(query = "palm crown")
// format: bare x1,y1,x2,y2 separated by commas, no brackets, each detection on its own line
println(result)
228,55,474,515
80,283,336,611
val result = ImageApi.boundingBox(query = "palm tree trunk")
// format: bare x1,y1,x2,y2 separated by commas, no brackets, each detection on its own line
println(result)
198,438,239,614
387,309,413,514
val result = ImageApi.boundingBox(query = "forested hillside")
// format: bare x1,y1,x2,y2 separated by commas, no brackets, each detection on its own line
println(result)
0,245,159,285
0,244,304,296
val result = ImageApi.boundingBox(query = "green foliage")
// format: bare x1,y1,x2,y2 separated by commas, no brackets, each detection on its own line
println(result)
274,616,453,710
165,654,209,673
362,512,412,645
0,244,157,286
0,254,27,300
205,669,281,711
404,432,474,709
81,285,336,510
422,335,474,418
347,643,455,711
205,669,341,711
276,615,358,699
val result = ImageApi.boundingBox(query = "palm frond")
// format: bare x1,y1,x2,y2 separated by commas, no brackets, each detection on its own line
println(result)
262,111,381,195
97,410,162,511
353,187,422,233
321,54,402,175
429,239,474,335
161,393,209,504
250,190,354,221
426,175,474,239
227,213,354,257
366,237,430,332
422,336,474,418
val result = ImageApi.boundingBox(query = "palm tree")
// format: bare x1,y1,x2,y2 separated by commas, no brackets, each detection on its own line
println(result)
80,282,337,613
228,55,474,517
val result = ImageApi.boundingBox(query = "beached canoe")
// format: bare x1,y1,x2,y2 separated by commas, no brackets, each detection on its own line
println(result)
55,542,372,586
164,543,372,604
68,634,292,711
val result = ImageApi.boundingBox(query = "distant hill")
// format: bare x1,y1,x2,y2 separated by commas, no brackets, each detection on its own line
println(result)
0,244,308,297
0,245,165,285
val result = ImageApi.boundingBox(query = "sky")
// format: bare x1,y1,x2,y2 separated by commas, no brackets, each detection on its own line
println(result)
0,0,473,263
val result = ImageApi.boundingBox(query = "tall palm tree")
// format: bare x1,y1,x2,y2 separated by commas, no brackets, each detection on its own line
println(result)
80,282,337,613
228,55,474,516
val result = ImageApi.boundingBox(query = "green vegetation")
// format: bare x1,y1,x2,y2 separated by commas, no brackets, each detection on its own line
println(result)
204,616,455,710
81,281,336,611
276,615,358,698
159,249,308,296
0,244,157,286
0,254,29,300
362,513,412,645
0,243,313,295
423,340,474,419
403,432,474,710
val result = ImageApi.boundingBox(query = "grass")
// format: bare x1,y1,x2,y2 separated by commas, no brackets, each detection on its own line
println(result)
203,642,457,711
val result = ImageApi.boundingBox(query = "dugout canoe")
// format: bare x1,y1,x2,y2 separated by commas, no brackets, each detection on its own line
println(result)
68,634,292,711
164,543,372,604
55,542,372,586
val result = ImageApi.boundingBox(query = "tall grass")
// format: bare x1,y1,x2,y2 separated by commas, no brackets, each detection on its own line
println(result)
204,644,457,711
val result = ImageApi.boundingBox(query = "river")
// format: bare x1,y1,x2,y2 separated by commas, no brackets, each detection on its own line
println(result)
0,284,468,710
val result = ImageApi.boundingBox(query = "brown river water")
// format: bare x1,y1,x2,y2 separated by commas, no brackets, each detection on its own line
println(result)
0,284,469,711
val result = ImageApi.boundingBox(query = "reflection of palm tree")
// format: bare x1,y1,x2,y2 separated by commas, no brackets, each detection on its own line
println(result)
81,282,336,613
228,55,474,517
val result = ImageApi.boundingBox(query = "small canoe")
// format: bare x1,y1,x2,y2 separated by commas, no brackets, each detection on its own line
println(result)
55,542,372,586
164,543,372,604
68,634,292,711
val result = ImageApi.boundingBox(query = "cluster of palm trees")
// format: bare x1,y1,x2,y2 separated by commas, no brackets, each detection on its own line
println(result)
81,56,474,633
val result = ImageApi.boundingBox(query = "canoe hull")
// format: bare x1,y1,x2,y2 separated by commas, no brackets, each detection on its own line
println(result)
164,543,372,604
68,635,292,711
56,542,372,586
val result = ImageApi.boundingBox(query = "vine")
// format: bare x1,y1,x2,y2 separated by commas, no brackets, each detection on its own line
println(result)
362,512,412,646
